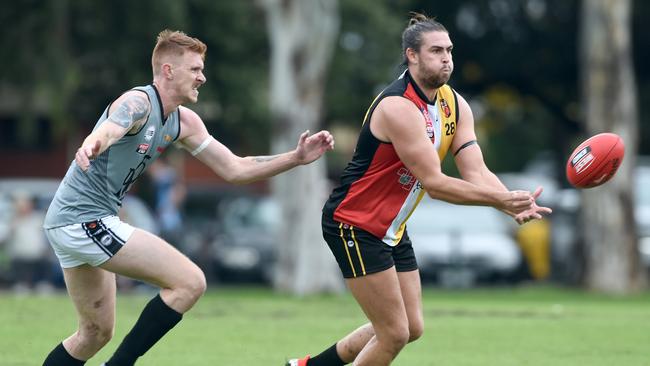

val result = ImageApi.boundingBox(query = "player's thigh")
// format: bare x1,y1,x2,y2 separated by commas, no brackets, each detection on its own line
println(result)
393,232,423,333
345,267,408,333
63,265,116,329
397,269,423,338
100,228,203,289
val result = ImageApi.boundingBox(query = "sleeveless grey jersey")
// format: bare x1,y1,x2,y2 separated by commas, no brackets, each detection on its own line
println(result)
44,85,181,229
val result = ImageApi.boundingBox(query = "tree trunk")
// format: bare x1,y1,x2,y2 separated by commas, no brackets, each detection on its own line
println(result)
259,0,344,295
579,0,644,293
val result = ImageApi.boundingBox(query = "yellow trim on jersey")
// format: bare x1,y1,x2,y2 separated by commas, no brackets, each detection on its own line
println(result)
388,85,458,245
339,223,357,277
392,190,427,245
350,226,367,276
361,89,386,126
434,84,458,161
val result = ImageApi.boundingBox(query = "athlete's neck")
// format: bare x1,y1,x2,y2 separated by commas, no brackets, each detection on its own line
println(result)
152,81,180,118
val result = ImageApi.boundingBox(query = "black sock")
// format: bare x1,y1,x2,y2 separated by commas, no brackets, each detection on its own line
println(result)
106,294,182,366
43,342,86,365
307,343,346,366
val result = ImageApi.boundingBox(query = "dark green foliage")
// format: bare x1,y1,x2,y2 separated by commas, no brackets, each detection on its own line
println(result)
1,0,647,174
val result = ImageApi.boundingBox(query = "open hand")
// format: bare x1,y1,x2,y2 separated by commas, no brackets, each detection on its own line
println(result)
75,140,101,171
500,190,535,215
513,186,553,225
295,130,335,165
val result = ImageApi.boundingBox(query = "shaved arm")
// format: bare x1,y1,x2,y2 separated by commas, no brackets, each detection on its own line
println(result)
452,93,507,190
370,96,533,214
177,106,333,184
451,92,552,223
76,92,151,171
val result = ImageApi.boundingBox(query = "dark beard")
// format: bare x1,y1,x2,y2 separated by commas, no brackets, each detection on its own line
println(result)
418,63,452,89
422,72,450,89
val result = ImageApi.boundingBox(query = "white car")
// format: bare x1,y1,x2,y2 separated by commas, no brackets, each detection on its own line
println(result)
635,165,650,267
407,196,522,287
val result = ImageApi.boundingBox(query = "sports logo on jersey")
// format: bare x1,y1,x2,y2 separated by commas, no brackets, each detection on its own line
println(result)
164,134,173,142
397,167,416,190
144,126,156,141
422,108,434,138
137,143,150,154
440,99,451,118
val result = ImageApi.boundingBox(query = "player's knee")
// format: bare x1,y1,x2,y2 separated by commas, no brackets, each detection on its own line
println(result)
379,323,410,354
408,317,424,342
390,332,410,354
180,267,207,303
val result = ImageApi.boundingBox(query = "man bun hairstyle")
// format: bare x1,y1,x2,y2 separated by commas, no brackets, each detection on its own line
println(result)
401,12,448,66
152,29,207,76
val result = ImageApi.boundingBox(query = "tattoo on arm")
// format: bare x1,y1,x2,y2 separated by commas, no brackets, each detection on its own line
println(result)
108,95,150,129
253,155,279,163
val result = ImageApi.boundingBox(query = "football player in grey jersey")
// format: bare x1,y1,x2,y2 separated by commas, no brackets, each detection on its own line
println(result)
42,29,334,366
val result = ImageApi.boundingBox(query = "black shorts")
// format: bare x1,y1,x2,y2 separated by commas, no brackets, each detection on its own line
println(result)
322,214,418,278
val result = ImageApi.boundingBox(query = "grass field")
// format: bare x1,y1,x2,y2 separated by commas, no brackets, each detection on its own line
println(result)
1,285,649,365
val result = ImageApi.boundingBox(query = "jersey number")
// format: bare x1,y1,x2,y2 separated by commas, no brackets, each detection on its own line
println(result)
445,122,456,135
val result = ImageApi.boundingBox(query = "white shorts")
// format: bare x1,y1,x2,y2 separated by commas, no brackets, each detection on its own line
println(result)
45,216,135,268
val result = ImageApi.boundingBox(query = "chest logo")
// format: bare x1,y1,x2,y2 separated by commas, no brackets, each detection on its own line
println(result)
144,126,156,141
440,98,451,118
137,143,150,154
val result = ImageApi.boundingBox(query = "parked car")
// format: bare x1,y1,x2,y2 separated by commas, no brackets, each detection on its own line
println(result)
407,196,522,287
209,195,280,284
634,165,650,268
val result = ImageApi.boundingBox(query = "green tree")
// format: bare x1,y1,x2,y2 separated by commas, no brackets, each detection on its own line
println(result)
580,0,643,293
260,0,343,295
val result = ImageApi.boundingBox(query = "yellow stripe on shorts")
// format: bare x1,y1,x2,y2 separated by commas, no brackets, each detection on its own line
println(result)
339,223,357,277
350,226,366,276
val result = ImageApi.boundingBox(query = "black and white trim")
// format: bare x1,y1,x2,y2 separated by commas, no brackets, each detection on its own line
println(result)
82,219,125,257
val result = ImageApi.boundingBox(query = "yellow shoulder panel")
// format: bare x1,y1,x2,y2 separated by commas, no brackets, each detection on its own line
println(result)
436,85,458,160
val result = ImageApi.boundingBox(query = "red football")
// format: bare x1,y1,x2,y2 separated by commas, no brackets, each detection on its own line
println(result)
566,132,625,188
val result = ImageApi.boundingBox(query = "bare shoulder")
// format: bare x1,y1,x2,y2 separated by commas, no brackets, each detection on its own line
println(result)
105,90,152,132
371,96,423,142
176,105,213,153
454,91,472,119
377,96,419,118
110,90,151,111
178,105,207,141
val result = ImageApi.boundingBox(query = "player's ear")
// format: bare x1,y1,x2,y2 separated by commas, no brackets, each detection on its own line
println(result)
406,47,418,65
162,63,174,80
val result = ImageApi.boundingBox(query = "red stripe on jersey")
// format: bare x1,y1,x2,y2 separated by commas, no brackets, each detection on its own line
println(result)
333,144,413,239
404,83,427,110
325,70,456,242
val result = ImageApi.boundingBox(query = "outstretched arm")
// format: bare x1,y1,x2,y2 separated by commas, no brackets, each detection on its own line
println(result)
452,93,551,224
177,106,334,184
372,96,534,215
